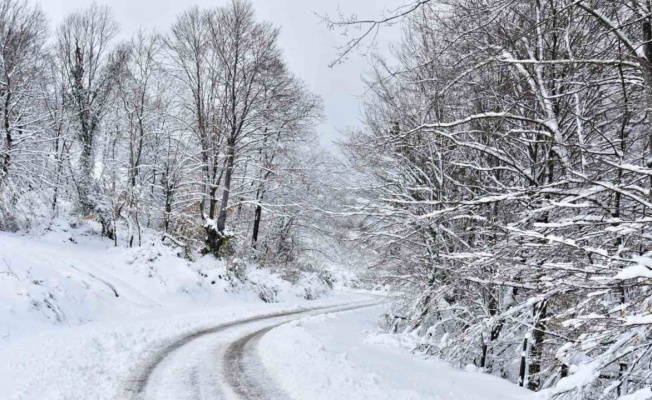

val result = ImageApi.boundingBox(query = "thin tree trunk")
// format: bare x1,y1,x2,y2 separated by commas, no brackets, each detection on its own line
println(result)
528,300,548,391
0,86,12,186
252,204,262,248
518,335,528,387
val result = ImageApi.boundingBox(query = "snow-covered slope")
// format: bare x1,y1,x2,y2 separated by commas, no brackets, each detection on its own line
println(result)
0,221,543,400
0,220,330,342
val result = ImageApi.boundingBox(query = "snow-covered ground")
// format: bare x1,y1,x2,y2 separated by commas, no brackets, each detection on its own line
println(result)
0,221,541,400
0,220,330,342
0,291,374,400
259,305,535,400
0,219,339,399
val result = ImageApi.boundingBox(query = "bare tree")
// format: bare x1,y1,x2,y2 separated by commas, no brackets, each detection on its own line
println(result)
0,0,46,186
0,0,48,231
166,0,319,257
202,0,286,255
56,3,126,222
166,6,225,253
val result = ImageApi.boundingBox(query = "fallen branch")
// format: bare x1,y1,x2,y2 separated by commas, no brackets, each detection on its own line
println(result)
162,233,187,248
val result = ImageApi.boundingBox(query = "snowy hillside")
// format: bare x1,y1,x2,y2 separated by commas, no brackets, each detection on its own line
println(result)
0,220,331,342
0,290,375,399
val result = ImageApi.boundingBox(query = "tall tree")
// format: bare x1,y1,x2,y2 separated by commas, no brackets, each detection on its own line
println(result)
0,0,46,187
56,3,126,221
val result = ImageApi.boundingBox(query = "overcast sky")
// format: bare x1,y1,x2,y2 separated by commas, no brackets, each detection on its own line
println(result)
35,0,404,151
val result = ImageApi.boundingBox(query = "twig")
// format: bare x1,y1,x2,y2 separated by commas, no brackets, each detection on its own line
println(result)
1,258,19,280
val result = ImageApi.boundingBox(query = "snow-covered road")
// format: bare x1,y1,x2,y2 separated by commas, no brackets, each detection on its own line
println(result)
0,290,377,400
128,300,380,400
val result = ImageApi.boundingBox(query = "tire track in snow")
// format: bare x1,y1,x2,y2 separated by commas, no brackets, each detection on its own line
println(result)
223,326,278,399
222,301,382,400
125,300,380,399
69,265,119,297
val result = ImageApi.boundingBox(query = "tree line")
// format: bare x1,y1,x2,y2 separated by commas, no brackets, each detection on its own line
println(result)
338,0,652,398
0,0,325,263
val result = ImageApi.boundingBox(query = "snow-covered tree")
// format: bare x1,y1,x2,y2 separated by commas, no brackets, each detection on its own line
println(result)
334,0,652,397
0,0,47,230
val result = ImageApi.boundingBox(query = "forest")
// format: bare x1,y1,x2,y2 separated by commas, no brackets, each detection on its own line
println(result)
335,0,652,398
0,0,328,259
1,0,652,399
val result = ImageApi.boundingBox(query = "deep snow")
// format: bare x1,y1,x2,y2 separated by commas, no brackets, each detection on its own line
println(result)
0,291,374,400
0,219,338,399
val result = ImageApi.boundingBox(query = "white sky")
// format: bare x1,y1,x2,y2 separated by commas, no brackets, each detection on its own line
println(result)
35,0,404,151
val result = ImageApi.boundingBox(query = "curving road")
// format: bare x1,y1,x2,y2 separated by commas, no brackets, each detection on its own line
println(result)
125,300,380,400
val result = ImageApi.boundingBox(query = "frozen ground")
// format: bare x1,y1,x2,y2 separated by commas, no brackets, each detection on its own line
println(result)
259,305,535,400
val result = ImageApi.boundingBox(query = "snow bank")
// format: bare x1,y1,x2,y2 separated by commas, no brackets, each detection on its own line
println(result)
0,218,347,398
614,259,652,280
259,306,534,400
619,388,652,400
364,331,419,349
260,316,424,399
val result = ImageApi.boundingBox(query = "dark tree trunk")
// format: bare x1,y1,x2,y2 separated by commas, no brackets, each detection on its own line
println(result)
206,224,221,255
0,86,12,186
561,363,569,379
518,336,528,387
528,300,548,391
216,139,235,233
164,197,171,233
643,20,652,171
77,141,96,215
481,284,502,370
617,362,628,396
252,204,262,248
72,45,98,217
480,342,488,369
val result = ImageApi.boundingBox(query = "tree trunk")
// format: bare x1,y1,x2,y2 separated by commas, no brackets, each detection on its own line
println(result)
207,138,235,257
481,284,502,371
51,137,67,214
642,20,652,173
78,141,95,216
252,204,262,248
0,87,12,186
216,139,235,233
518,335,528,387
164,188,172,233
528,300,548,391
